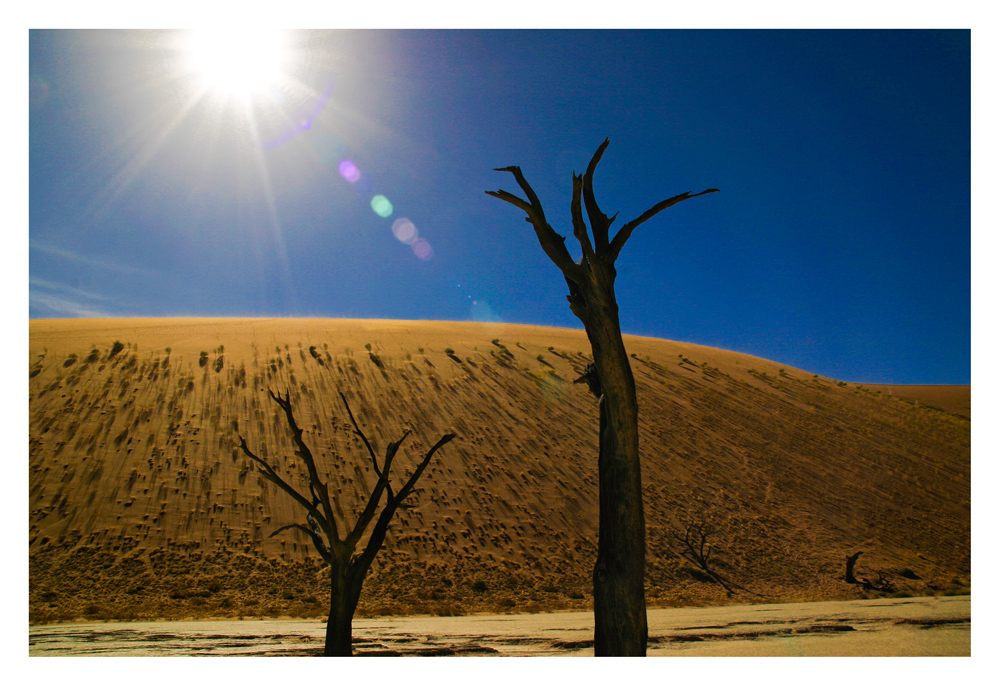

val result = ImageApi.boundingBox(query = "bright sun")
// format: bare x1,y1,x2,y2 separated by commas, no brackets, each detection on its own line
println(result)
185,29,288,97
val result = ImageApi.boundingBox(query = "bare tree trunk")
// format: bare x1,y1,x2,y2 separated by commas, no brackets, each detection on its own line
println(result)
325,565,363,656
487,139,717,656
588,312,647,656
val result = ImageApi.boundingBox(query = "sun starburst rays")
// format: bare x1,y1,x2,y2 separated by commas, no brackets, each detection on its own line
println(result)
68,29,436,316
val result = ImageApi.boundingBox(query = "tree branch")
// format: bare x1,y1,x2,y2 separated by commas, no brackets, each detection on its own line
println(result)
271,522,331,563
573,363,603,399
237,433,333,538
353,432,456,575
393,432,456,505
487,167,582,279
338,391,416,550
570,173,598,266
582,138,618,253
344,429,412,551
608,188,720,262
340,391,382,478
266,389,338,540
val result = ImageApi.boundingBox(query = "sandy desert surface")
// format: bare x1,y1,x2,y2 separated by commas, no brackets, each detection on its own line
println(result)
29,318,970,625
29,595,969,656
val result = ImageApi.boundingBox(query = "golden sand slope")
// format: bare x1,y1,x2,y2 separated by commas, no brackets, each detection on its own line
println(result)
28,319,970,623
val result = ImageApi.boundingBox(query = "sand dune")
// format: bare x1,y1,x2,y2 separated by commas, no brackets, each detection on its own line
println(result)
28,318,970,623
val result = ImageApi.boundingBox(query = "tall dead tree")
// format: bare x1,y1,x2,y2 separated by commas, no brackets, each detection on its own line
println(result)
238,389,455,656
487,138,717,656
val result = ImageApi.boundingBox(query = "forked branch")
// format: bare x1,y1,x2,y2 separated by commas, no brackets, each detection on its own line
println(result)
238,389,455,569
487,167,580,278
581,138,618,253
237,433,335,541
354,431,456,572
487,138,719,272
607,187,719,262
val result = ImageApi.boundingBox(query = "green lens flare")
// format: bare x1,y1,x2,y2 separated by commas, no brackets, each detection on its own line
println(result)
370,195,393,218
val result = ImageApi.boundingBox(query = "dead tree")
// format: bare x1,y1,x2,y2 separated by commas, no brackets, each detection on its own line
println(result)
671,520,757,597
487,138,718,656
845,551,895,593
238,389,455,656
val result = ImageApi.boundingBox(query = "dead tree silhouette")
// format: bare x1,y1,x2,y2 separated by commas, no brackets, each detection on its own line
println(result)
671,519,759,597
845,551,896,593
238,389,455,656
487,138,718,656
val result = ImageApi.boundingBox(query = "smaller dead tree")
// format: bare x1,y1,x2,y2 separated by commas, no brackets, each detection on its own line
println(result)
844,551,895,593
671,520,757,597
238,389,455,656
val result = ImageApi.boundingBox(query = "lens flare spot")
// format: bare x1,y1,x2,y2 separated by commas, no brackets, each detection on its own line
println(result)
412,239,433,261
371,195,393,218
338,160,360,183
392,218,419,244
470,299,502,322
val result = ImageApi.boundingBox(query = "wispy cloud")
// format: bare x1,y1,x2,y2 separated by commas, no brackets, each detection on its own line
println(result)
30,242,156,277
29,291,110,318
30,278,109,303
29,277,118,318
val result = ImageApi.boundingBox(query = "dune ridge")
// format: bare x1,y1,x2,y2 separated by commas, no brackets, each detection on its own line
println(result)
28,318,970,623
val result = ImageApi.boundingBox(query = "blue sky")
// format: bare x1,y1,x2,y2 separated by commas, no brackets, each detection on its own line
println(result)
28,28,971,384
